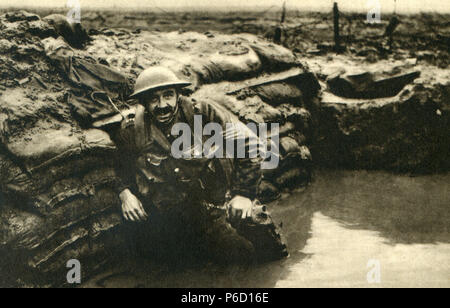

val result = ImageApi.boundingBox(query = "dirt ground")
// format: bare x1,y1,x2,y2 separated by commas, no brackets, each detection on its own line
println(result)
3,7,449,67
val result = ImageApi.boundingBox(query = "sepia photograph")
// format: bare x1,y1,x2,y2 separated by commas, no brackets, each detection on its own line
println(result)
0,0,448,291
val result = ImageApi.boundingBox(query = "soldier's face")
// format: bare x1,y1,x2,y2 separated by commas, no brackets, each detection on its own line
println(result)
142,88,178,124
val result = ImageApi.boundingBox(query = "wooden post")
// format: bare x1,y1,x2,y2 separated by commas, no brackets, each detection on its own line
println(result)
333,2,341,52
385,16,400,50
281,1,286,24
274,1,286,45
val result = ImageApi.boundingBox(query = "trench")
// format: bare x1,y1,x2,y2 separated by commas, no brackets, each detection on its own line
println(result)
83,169,450,288
1,9,449,288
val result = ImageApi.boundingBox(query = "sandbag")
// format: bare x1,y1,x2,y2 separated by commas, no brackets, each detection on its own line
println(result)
193,87,283,124
234,96,283,124
327,71,421,99
276,153,312,178
191,74,314,127
32,210,121,273
5,154,116,199
20,209,124,287
278,105,312,131
0,88,70,138
287,131,307,147
282,146,312,166
191,45,262,84
0,203,46,286
37,187,120,241
2,127,116,202
248,40,298,69
30,209,122,272
278,122,296,136
95,31,266,88
139,32,263,83
263,146,313,183
37,220,125,287
33,167,118,214
280,138,312,163
280,136,302,156
0,188,121,271
85,30,302,89
253,82,304,106
30,221,90,270
0,204,44,249
5,127,116,172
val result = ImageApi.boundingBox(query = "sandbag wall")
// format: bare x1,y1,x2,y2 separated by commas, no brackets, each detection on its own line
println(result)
191,73,319,202
0,11,319,286
0,104,127,287
0,130,126,287
0,12,134,287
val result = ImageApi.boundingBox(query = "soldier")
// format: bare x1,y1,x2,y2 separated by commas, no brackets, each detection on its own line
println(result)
113,66,287,265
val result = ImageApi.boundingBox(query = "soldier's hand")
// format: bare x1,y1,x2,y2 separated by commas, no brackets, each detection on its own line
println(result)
119,189,148,222
228,195,253,220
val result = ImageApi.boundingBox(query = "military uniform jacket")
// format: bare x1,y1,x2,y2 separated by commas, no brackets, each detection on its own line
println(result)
113,96,263,208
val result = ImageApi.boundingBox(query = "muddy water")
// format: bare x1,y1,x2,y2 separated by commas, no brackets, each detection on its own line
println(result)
84,170,450,288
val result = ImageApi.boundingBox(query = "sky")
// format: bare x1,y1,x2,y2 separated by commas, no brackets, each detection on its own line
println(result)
0,0,449,14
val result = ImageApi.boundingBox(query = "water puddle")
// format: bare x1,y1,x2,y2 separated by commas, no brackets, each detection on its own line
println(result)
84,170,450,288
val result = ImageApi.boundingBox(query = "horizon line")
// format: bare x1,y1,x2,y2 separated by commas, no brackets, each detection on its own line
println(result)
1,4,450,14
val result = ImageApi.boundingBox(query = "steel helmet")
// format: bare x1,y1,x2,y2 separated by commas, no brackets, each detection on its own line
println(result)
130,66,191,98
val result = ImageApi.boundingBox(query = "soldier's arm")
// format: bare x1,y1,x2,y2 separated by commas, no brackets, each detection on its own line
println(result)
112,126,137,195
194,98,263,201
111,125,148,222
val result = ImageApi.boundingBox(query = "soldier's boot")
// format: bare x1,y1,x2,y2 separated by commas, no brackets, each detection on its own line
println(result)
229,204,289,263
203,214,256,265
204,204,288,264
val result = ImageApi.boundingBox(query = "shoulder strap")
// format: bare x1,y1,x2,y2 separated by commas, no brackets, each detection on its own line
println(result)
149,123,172,153
134,104,147,151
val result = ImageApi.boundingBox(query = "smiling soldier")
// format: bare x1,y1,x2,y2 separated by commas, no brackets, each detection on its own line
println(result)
113,66,287,264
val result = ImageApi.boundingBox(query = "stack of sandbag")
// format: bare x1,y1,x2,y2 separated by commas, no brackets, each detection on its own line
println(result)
0,11,320,286
0,130,127,286
0,12,127,287
190,70,319,203
81,29,302,87
0,101,127,287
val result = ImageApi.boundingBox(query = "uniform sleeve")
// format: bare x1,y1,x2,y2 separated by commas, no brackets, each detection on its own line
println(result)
230,157,263,200
111,125,138,195
195,99,263,200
